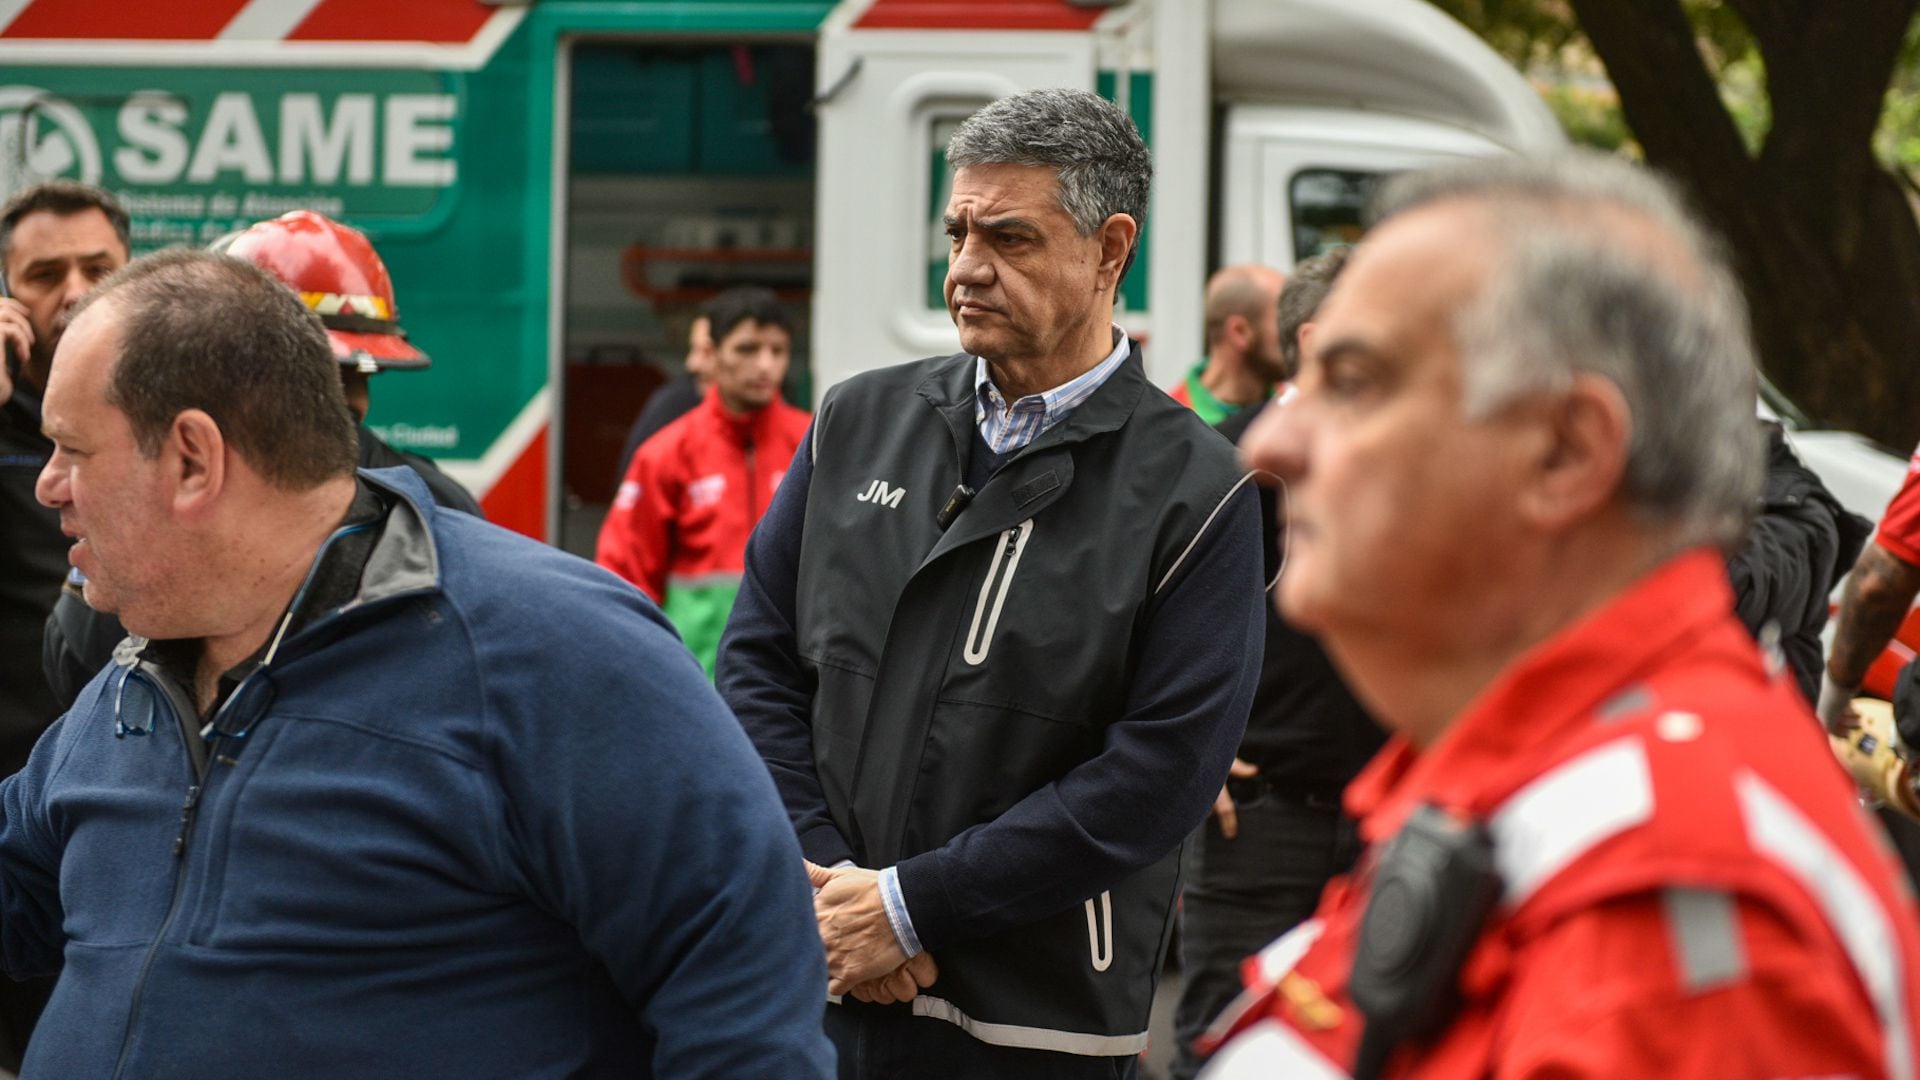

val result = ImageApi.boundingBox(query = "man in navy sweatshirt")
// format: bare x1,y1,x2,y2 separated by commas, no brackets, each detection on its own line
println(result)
719,88,1263,1078
16,248,833,1077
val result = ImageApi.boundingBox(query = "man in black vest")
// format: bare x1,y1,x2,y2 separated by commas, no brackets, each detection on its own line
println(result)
720,88,1264,1078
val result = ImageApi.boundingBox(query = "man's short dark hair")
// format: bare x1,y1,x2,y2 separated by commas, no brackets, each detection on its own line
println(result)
72,249,358,490
704,286,791,344
1277,247,1352,376
0,180,131,265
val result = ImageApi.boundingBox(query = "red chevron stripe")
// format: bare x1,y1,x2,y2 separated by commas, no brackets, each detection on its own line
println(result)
479,424,548,542
2,0,251,38
855,0,1103,30
288,0,491,43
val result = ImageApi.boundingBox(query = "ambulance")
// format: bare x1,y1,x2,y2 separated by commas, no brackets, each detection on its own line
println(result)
0,0,1566,547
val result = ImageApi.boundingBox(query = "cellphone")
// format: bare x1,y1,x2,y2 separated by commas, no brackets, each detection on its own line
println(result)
0,267,22,380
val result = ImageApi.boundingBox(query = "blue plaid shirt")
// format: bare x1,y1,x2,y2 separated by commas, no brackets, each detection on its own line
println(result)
973,326,1130,455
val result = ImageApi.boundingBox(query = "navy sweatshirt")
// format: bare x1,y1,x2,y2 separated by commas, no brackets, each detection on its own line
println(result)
3,468,833,1078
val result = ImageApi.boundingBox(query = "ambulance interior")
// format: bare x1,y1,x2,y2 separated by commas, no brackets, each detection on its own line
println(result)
557,40,815,556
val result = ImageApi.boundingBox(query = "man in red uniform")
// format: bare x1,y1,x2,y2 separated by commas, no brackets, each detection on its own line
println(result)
1824,445,1920,728
1213,153,1920,1078
596,286,808,676
1822,434,1920,885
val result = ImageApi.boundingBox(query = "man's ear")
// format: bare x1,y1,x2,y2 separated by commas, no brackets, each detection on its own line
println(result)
1095,213,1140,292
1289,322,1319,382
1517,374,1631,530
168,409,226,515
1224,313,1254,351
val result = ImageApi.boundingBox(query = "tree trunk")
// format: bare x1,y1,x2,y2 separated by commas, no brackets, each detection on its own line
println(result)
1569,0,1920,450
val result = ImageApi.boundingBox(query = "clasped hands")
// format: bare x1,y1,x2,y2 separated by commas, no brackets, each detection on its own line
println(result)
805,861,938,1005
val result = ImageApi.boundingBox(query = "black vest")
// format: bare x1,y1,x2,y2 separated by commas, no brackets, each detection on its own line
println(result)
797,349,1246,1051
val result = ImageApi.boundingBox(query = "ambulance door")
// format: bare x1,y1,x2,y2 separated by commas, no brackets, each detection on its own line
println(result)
809,23,1093,396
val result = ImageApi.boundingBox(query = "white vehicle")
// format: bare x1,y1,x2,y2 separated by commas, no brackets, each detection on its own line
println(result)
1765,378,1907,525
813,0,1569,390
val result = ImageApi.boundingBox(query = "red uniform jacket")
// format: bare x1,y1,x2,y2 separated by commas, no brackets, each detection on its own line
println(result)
1872,440,1920,568
595,388,809,673
1203,551,1920,1079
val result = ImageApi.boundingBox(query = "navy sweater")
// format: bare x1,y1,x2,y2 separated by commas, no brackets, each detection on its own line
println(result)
3,468,833,1078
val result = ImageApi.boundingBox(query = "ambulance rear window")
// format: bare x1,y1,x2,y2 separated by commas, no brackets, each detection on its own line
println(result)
1290,168,1382,262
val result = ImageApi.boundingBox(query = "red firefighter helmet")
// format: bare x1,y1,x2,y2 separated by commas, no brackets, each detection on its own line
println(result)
218,210,428,372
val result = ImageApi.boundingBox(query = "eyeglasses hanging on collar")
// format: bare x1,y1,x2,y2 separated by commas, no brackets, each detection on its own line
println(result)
200,603,296,751
110,518,373,750
112,664,156,739
109,603,291,748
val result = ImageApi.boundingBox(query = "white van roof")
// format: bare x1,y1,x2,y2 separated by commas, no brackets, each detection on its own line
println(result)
1212,0,1567,155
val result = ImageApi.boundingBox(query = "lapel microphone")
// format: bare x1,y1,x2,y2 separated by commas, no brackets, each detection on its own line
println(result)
936,484,976,530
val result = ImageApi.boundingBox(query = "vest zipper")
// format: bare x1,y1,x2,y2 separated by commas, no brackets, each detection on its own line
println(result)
111,668,211,1080
963,519,1033,665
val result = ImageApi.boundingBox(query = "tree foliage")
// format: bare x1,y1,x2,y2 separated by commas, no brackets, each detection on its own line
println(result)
1428,0,1920,448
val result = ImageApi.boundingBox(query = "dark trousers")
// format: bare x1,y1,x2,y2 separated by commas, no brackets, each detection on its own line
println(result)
0,973,51,1073
1879,808,1920,895
826,998,1139,1079
1169,790,1361,1080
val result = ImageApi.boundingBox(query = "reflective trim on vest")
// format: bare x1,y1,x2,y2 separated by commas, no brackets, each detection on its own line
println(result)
1155,471,1258,594
1737,770,1915,1080
1491,736,1654,905
1255,917,1326,984
910,995,1148,1056
1084,890,1114,972
1197,1018,1352,1079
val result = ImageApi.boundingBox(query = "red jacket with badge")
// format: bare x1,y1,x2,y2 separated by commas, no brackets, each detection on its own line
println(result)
595,387,809,672
1872,441,1920,569
1201,551,1920,1080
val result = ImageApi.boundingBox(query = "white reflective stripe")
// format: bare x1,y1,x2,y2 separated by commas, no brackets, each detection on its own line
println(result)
1737,771,1914,1080
1085,890,1114,972
219,0,327,40
1662,887,1747,992
1156,471,1258,595
1197,1019,1352,1079
1491,736,1654,904
962,519,1032,665
665,571,743,591
1255,917,1325,984
909,995,1148,1056
1248,468,1285,591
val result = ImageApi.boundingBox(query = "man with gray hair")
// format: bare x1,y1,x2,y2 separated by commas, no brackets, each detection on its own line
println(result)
721,87,1263,1076
1204,154,1920,1077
